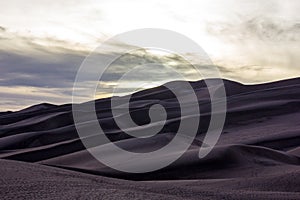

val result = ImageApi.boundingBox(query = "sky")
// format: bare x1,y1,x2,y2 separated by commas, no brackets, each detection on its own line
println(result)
0,0,299,111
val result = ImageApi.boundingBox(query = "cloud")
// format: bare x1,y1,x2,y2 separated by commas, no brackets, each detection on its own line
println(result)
0,30,212,110
205,16,300,83
0,50,84,88
1,2,300,111
0,29,91,110
206,16,300,42
1,24,298,111
0,26,6,32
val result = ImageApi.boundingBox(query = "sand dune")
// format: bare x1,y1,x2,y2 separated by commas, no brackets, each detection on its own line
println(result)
0,78,300,199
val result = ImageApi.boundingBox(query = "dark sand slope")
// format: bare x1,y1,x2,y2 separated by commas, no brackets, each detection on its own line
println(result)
0,78,300,199
0,159,299,200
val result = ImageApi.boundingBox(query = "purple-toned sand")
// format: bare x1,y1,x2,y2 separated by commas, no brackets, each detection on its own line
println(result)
0,78,299,199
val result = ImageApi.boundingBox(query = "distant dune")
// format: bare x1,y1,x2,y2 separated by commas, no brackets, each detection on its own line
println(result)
0,78,300,199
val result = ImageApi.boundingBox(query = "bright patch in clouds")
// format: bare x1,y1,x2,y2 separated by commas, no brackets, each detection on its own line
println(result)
0,0,299,110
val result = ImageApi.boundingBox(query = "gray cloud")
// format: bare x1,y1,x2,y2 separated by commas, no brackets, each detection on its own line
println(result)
0,26,5,31
207,16,300,42
0,31,211,110
1,13,300,111
0,50,84,88
206,16,300,83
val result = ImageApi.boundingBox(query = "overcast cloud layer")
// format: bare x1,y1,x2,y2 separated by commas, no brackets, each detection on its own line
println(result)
0,0,299,111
